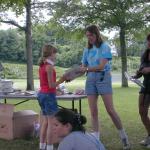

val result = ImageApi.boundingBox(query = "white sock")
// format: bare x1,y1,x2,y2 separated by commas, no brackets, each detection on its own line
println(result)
91,132,100,139
40,143,46,149
46,144,53,150
119,129,128,140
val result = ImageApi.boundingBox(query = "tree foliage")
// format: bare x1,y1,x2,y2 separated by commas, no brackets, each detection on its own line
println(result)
0,0,34,90
49,0,150,87
0,27,85,67
0,30,25,61
0,0,61,90
0,0,25,14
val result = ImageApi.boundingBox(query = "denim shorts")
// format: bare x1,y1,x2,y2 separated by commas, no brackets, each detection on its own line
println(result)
37,92,58,116
85,71,112,95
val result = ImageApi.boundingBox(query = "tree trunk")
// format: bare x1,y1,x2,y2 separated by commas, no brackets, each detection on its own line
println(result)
119,27,128,87
25,0,34,90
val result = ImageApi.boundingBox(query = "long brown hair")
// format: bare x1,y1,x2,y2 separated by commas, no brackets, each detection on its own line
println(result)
141,33,150,63
85,25,103,49
38,44,57,66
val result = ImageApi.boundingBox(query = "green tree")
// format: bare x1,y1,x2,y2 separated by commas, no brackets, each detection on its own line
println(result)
0,0,34,90
0,30,25,62
49,0,150,87
32,24,56,64
0,0,56,89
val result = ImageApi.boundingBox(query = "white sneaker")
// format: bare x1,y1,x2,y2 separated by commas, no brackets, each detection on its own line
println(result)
139,136,150,146
122,138,131,150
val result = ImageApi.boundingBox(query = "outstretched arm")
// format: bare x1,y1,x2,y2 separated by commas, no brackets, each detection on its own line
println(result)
132,70,143,79
81,58,108,72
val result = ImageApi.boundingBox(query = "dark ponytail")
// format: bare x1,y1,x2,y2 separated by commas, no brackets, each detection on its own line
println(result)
54,109,87,133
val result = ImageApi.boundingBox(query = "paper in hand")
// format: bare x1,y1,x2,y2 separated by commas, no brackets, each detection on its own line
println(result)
124,72,145,88
64,66,85,81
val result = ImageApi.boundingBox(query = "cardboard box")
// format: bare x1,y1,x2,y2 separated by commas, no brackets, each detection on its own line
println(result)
0,104,39,140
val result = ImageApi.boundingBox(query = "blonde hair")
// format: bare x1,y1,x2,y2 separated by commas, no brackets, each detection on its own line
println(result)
38,44,57,65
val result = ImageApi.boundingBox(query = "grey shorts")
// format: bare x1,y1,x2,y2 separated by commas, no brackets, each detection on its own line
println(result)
85,71,112,95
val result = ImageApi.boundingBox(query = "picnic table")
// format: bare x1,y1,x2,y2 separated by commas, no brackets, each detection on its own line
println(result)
0,91,87,114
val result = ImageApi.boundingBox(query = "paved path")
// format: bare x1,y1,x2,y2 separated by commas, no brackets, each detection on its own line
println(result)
112,73,121,83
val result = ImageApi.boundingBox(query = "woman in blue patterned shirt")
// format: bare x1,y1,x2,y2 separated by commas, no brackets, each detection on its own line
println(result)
80,25,130,150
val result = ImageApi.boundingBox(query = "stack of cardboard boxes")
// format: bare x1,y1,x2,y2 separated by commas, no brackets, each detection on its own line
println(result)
0,104,38,140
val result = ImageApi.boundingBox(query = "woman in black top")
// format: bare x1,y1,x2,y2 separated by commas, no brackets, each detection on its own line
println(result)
133,33,150,148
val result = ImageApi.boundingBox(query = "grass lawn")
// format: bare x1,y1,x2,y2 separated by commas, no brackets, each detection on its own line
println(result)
0,79,149,150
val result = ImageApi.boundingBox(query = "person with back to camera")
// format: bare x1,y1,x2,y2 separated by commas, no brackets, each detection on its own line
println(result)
80,25,130,150
37,44,67,150
52,108,106,150
132,33,150,148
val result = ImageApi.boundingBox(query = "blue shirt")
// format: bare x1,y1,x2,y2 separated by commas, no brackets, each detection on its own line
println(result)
81,42,112,72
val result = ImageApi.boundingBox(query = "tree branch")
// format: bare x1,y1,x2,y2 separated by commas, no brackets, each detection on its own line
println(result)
146,15,150,21
31,1,55,9
0,20,26,31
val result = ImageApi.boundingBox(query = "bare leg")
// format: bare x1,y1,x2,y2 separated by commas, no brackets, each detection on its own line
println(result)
101,94,122,129
40,115,48,143
47,116,55,145
139,94,150,135
102,94,130,149
87,95,99,132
